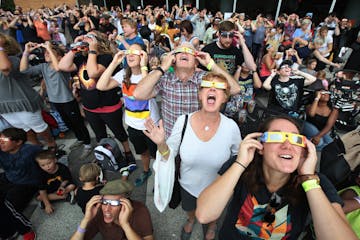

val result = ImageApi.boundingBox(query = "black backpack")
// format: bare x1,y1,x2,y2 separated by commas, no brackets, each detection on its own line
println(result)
94,138,126,172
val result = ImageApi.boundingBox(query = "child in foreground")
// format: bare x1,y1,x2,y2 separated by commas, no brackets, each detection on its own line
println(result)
36,150,76,214
76,163,104,213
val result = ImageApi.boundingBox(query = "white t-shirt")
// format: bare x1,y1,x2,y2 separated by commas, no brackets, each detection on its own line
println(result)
318,35,333,57
167,113,241,197
113,69,160,130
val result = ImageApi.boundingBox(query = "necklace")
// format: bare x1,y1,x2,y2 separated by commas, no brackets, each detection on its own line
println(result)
204,126,210,131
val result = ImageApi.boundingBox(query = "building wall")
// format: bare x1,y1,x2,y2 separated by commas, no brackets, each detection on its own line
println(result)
14,0,76,10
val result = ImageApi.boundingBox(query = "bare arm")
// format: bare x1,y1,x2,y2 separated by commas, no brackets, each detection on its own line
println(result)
313,50,340,68
293,69,316,86
340,189,360,214
236,33,257,72
58,51,78,72
96,51,124,91
262,70,277,90
43,42,61,71
196,133,263,223
252,71,262,89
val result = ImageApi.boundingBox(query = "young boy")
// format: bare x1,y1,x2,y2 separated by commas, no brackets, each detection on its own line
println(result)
36,150,76,214
76,163,104,213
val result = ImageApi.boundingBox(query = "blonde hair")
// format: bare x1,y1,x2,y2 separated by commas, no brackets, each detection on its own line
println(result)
79,163,101,182
0,33,21,56
201,72,230,98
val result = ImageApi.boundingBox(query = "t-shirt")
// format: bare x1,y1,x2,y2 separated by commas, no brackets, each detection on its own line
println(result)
269,75,305,113
202,41,244,75
74,54,121,110
84,200,153,240
34,20,51,41
39,163,74,193
218,158,343,239
118,35,144,50
22,63,74,103
317,35,333,57
168,113,241,197
0,144,42,185
76,185,103,213
113,69,160,130
224,74,255,118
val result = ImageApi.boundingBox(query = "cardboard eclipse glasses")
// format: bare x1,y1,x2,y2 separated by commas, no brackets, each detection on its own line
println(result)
260,132,306,147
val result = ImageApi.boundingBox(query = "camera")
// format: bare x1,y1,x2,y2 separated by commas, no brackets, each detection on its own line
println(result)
70,41,89,52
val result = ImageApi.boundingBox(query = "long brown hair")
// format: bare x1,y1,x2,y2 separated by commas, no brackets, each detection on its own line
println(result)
241,115,305,206
123,43,147,89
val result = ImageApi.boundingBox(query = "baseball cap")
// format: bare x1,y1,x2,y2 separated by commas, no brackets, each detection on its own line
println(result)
305,12,313,19
100,179,134,196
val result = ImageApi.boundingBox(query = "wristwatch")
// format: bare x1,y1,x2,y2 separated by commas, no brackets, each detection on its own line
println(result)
88,50,97,55
155,66,165,75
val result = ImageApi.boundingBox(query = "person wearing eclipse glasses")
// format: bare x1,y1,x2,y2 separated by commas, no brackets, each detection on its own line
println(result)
134,42,241,139
144,72,241,240
263,59,317,115
196,115,357,239
202,20,256,75
70,179,153,240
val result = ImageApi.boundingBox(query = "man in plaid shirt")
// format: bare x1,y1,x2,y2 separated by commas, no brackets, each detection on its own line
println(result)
134,43,241,138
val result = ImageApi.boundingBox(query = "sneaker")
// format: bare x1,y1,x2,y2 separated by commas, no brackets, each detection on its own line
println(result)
125,153,137,173
23,231,36,240
135,170,152,187
69,140,84,150
66,191,76,204
119,166,130,177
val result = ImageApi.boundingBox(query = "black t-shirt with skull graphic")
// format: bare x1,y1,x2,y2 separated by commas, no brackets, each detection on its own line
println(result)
269,75,305,114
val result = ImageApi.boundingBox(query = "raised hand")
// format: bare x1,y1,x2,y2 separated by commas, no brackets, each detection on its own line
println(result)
236,132,263,167
118,198,133,227
195,51,212,67
160,51,175,71
112,50,125,66
143,118,165,145
140,50,148,67
297,138,317,175
84,195,102,222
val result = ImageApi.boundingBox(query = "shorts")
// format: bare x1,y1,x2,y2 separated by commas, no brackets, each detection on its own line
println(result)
181,186,197,212
1,110,48,133
127,126,157,157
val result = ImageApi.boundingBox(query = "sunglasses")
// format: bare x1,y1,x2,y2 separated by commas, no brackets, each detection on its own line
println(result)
320,91,330,95
174,47,196,56
263,192,281,226
260,132,306,148
200,80,227,90
220,31,234,38
279,64,291,69
124,49,141,56
101,198,122,206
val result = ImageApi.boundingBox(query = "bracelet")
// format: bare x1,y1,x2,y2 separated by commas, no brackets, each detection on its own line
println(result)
206,59,215,71
354,196,360,205
314,97,320,101
77,225,86,233
234,161,247,169
88,50,97,55
155,66,165,75
141,66,148,71
159,148,169,156
302,179,321,192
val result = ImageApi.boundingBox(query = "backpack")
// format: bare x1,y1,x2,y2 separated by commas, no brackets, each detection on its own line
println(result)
94,138,126,172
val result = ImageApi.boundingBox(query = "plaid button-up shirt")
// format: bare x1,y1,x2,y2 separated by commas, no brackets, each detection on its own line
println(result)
155,70,207,138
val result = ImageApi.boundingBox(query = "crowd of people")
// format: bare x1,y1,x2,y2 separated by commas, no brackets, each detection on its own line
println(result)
0,2,360,240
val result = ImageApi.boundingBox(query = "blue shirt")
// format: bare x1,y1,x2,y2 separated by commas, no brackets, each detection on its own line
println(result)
0,144,42,185
118,35,144,50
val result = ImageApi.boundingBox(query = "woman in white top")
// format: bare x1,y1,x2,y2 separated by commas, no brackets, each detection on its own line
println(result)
314,25,333,70
144,72,241,240
97,44,160,186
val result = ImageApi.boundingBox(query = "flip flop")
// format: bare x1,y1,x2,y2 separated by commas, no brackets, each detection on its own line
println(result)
181,219,195,240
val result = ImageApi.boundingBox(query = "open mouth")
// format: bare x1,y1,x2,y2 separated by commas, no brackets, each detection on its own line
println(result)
207,94,216,104
279,154,293,160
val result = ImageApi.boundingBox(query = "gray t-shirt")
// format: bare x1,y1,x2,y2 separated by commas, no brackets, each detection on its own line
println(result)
0,56,42,113
22,63,74,103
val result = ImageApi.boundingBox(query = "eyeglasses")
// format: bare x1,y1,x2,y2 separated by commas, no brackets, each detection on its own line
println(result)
260,132,306,148
200,80,227,90
263,192,281,226
220,31,235,38
0,137,12,142
101,198,122,206
174,47,196,56
279,64,291,69
124,49,141,56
